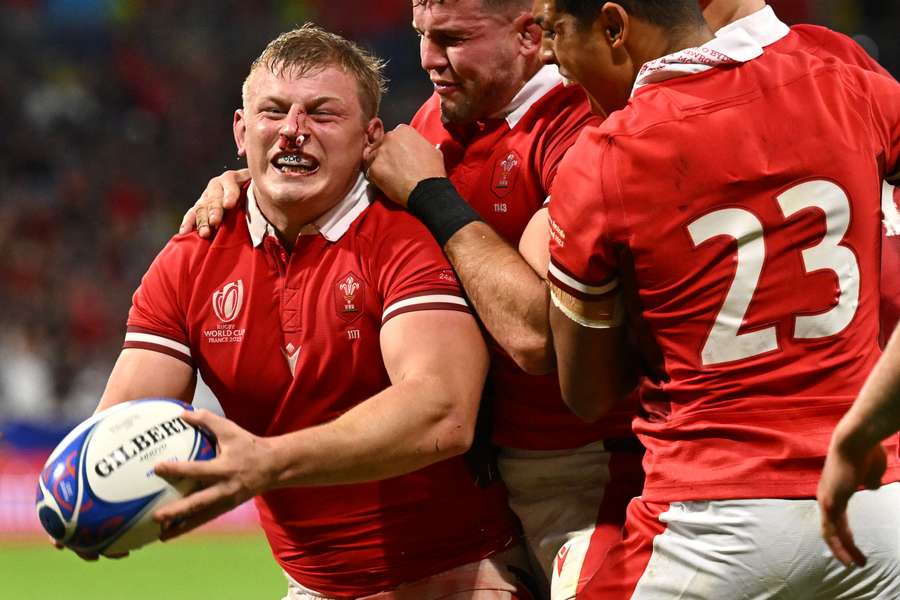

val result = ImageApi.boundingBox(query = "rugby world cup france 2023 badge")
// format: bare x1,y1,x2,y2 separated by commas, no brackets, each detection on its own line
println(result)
206,279,246,345
35,399,216,556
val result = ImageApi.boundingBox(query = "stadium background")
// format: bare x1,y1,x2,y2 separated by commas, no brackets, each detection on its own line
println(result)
0,1,897,598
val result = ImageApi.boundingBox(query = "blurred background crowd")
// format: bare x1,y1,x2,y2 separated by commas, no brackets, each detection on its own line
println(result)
0,0,898,432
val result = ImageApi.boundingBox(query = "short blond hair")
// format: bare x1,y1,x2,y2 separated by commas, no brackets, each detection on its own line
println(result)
242,23,388,119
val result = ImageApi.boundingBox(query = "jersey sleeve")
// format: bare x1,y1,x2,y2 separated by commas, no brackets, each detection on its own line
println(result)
369,211,471,325
547,129,621,308
538,88,602,193
123,237,195,366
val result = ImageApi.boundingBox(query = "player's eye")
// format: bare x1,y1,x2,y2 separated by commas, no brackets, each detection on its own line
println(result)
433,33,465,47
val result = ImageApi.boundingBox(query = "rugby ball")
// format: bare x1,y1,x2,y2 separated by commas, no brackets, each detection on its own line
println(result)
35,398,216,556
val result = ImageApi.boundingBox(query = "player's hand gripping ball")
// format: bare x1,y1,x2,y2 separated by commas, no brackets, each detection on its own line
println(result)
35,399,216,556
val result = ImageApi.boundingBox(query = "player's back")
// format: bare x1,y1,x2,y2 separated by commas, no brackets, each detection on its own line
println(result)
588,48,899,501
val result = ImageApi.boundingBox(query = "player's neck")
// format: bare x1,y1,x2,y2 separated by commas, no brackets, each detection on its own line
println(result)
484,56,545,121
633,24,715,70
253,182,354,252
703,0,767,33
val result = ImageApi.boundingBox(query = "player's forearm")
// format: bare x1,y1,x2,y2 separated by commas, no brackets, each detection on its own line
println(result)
446,222,555,374
263,375,478,488
834,332,900,452
549,301,628,421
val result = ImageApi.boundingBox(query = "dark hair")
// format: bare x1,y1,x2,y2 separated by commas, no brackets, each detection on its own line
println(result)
243,23,387,119
554,0,705,30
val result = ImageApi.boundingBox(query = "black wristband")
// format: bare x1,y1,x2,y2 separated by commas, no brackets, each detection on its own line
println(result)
407,177,482,247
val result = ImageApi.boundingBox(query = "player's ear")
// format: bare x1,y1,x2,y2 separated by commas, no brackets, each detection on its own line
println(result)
513,12,542,55
233,109,247,158
364,117,385,152
599,2,628,49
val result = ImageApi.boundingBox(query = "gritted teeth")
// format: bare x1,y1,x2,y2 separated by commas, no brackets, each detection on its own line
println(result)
274,153,319,172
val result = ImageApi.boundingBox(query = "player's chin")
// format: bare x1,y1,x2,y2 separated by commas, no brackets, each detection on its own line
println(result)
265,175,323,203
438,97,474,125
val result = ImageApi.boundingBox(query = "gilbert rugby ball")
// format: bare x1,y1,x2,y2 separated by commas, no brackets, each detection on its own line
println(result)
35,398,216,556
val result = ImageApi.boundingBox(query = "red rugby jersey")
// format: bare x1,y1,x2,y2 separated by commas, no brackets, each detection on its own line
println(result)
721,5,900,341
124,175,517,596
548,30,900,502
411,66,633,449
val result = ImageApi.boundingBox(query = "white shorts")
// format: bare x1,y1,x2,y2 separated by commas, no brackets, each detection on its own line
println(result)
283,545,535,600
583,482,900,599
497,441,644,600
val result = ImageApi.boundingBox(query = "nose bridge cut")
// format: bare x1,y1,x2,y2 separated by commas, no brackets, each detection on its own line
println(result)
280,105,310,147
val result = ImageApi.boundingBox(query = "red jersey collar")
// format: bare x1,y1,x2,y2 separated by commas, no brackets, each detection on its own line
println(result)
716,5,790,48
246,172,371,247
632,25,764,95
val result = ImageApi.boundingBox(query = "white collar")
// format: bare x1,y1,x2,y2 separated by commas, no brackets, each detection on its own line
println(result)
716,5,791,48
246,172,371,247
496,65,565,128
632,26,764,95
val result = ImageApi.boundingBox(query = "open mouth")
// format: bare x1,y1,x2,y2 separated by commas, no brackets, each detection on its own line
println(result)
273,153,319,176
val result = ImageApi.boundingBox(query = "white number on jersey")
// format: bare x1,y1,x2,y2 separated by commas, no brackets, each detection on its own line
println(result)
688,180,859,366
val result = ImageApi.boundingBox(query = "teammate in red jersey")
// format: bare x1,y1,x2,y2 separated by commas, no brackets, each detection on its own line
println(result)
376,12,643,598
180,2,644,598
540,0,900,597
701,0,900,573
700,0,900,343
92,25,532,599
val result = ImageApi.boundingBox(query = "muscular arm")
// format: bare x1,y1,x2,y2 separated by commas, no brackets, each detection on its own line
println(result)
445,217,554,374
97,349,196,412
265,309,489,485
152,309,489,536
548,286,628,421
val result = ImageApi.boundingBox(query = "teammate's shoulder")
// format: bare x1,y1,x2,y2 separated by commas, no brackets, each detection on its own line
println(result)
517,81,596,129
410,93,442,128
